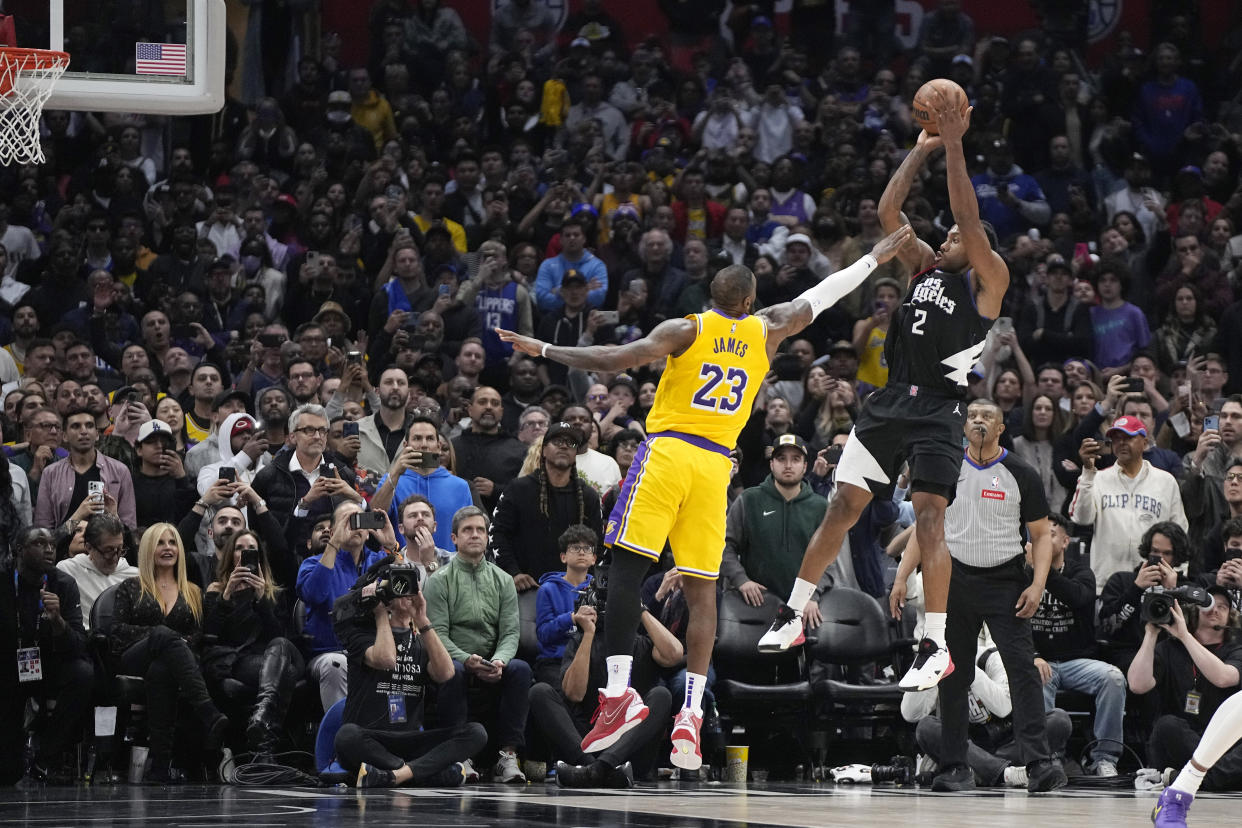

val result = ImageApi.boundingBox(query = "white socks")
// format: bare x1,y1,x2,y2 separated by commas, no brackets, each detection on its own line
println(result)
604,655,632,697
684,672,706,716
1174,691,1242,793
924,612,947,649
788,578,816,615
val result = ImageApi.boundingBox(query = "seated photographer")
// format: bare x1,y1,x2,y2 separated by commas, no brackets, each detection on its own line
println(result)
529,570,683,788
422,506,530,783
534,525,597,686
333,560,488,788
492,422,603,591
56,512,135,627
109,524,228,783
296,503,397,711
904,624,1072,789
1029,514,1127,776
202,530,305,759
15,527,93,784
1127,586,1242,789
1198,516,1242,611
1100,522,1195,672
371,416,473,555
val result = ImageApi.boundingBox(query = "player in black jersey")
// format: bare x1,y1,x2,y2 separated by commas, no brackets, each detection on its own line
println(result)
760,87,1010,692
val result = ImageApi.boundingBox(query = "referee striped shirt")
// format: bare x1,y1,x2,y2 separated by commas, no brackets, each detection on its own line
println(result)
944,449,1050,568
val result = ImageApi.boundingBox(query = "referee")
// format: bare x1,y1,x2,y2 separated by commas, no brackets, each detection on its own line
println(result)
913,398,1067,792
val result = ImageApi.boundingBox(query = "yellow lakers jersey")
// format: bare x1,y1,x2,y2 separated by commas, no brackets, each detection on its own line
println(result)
645,311,770,448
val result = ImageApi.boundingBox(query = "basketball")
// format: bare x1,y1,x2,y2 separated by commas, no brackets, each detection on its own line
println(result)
911,78,970,135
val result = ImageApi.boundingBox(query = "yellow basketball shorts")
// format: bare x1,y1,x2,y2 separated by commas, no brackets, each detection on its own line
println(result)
602,431,732,580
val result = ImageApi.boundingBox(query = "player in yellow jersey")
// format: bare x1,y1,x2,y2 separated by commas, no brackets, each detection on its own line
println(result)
497,225,912,773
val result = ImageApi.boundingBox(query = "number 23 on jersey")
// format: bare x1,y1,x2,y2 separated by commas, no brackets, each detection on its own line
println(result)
691,363,748,413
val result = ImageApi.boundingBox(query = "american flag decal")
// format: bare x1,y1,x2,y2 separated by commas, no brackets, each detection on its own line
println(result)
135,42,188,76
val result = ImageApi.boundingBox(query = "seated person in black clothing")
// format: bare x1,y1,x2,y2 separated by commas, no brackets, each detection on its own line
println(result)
1100,522,1195,672
1199,516,1242,611
491,422,603,591
15,527,93,784
529,570,684,788
1127,587,1242,790
333,562,488,788
177,477,288,590
108,523,228,783
131,419,198,533
201,529,305,759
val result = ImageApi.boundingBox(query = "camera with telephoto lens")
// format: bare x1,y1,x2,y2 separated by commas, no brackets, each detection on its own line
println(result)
333,556,422,625
870,755,915,785
1141,584,1213,626
575,566,608,616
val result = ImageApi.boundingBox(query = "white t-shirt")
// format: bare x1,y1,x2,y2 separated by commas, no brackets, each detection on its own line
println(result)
1,223,41,279
56,553,138,630
575,448,621,497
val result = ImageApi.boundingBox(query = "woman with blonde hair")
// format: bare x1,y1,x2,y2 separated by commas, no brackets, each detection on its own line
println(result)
109,523,228,782
202,530,304,759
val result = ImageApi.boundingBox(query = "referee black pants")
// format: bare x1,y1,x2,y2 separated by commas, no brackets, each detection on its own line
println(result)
937,555,1053,769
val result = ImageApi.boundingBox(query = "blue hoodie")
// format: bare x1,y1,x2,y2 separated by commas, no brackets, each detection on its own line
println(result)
378,466,474,552
535,570,593,661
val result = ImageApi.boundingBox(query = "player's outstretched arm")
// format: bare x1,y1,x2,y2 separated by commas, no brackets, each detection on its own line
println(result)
760,225,914,346
497,317,698,373
878,134,940,274
931,87,1009,316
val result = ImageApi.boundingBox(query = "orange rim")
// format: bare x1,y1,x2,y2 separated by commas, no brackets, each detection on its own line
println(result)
0,47,69,98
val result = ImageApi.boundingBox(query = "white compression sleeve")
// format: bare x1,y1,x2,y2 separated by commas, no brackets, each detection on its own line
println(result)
796,254,878,320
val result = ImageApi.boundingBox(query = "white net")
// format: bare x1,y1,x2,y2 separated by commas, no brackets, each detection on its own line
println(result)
0,49,70,166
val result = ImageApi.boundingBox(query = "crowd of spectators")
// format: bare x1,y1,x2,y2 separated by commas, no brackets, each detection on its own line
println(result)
7,0,1242,790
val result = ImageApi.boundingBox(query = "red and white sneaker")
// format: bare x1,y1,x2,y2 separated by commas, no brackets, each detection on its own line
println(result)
757,605,805,652
669,707,703,770
897,638,954,691
581,687,649,753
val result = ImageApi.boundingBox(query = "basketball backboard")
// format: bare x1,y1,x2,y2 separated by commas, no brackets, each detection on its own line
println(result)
5,0,225,114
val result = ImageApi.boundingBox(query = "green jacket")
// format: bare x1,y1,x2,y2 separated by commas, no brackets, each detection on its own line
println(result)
423,554,520,664
721,475,827,600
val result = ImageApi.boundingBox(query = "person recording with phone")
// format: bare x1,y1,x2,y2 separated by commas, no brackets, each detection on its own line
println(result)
296,501,399,711
132,419,198,531
196,413,269,502
371,415,473,554
1183,398,1242,565
34,408,136,530
1069,415,1187,592
202,529,305,759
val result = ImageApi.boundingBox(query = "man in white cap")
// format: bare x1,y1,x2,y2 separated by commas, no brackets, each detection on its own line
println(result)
132,419,199,531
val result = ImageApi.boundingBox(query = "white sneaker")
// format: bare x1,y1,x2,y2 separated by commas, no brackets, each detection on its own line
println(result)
460,758,480,783
1002,765,1028,788
495,750,527,783
897,638,954,692
1094,759,1119,777
757,605,805,652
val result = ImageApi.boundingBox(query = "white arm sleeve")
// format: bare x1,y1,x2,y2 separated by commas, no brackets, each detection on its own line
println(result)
796,255,878,320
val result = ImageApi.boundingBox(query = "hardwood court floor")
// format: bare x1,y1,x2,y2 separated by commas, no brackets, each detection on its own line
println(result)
1,781,1238,827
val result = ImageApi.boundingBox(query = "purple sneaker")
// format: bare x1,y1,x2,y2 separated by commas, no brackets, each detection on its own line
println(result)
1151,787,1193,828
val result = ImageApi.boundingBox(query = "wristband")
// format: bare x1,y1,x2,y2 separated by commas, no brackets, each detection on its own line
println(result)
417,624,433,635
541,342,550,358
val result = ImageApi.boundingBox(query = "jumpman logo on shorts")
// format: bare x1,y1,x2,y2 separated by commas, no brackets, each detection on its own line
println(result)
953,403,961,416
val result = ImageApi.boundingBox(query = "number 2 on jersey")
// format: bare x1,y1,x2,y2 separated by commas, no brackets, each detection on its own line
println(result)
691,363,748,413
910,308,928,335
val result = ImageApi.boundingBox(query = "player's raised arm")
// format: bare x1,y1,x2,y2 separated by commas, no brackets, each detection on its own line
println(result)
760,225,914,347
931,87,1009,315
497,317,698,373
878,134,940,274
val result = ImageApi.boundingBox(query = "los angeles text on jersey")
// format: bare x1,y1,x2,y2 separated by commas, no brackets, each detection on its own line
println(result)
1099,492,1165,518
712,337,749,358
910,277,957,314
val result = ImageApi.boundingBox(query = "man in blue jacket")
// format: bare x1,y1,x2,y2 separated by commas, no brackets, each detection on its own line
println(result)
534,216,608,312
371,415,474,553
534,524,597,685
295,501,396,711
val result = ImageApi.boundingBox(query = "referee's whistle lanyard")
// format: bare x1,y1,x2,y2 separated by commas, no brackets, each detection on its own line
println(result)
14,568,46,643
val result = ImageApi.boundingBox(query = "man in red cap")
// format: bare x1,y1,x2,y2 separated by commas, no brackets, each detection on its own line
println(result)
1069,415,1188,591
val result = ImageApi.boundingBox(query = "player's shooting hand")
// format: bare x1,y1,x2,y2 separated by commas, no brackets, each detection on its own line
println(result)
928,86,971,143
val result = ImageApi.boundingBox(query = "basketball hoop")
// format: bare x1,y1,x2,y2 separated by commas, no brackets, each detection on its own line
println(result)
0,47,70,166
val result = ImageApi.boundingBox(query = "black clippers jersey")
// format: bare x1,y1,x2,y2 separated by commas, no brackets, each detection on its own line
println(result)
884,267,990,398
